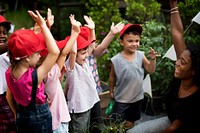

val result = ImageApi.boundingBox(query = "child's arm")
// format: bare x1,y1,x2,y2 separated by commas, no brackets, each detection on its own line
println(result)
28,10,60,85
56,14,81,71
93,22,124,58
83,15,96,56
6,87,17,119
143,47,157,74
109,63,116,99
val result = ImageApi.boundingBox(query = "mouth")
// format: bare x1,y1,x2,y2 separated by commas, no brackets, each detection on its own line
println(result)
0,39,6,43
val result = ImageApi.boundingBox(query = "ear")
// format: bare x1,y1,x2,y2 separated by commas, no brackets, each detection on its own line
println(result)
119,39,124,46
25,57,30,62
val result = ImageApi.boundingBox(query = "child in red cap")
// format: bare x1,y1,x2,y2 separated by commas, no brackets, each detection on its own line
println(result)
5,10,60,133
79,15,124,133
37,12,81,132
64,24,99,132
109,23,158,129
0,15,16,133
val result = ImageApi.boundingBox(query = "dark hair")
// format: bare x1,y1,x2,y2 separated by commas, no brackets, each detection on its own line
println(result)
187,44,200,88
0,23,11,32
120,28,141,40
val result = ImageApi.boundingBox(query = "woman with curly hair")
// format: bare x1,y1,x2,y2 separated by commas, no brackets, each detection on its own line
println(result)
127,0,200,132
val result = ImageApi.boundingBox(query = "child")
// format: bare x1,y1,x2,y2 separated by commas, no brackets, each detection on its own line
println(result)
109,23,157,129
79,16,124,133
0,15,16,132
5,10,60,132
64,33,100,132
38,13,81,133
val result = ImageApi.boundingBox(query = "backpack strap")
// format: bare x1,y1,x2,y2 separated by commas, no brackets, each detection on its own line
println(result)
30,69,38,106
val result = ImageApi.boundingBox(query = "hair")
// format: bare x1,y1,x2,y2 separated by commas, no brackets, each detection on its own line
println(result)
186,44,200,88
8,51,21,70
120,28,141,40
0,23,11,32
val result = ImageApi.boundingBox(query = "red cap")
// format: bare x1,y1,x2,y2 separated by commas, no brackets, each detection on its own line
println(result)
120,23,143,37
0,15,11,30
77,35,94,50
8,29,45,60
79,26,90,40
40,35,70,57
0,15,11,25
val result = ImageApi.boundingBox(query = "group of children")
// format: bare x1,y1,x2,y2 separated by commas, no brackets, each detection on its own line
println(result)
0,8,158,133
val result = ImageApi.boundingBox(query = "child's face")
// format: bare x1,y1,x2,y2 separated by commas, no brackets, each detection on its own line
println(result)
76,48,89,65
0,25,8,45
120,33,140,53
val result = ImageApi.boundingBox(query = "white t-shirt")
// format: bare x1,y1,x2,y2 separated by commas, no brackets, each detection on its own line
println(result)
0,53,10,94
65,58,100,113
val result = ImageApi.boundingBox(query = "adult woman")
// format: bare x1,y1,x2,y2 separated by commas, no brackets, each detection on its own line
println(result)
127,0,200,132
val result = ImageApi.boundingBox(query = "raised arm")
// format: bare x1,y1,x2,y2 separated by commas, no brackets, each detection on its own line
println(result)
170,0,186,59
93,22,124,58
28,10,60,85
56,14,81,71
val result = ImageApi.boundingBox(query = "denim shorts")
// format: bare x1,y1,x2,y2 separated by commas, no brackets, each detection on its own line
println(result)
16,103,52,133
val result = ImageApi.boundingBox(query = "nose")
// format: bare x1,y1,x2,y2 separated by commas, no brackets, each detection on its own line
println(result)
175,59,180,66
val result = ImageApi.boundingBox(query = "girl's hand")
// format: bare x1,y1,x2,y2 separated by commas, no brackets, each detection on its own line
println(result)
28,10,46,28
83,15,95,30
110,22,124,35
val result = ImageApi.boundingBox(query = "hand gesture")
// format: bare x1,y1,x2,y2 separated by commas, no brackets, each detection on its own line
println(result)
148,47,158,60
28,10,46,28
46,8,54,28
69,14,81,34
110,22,124,35
33,22,41,34
83,15,95,30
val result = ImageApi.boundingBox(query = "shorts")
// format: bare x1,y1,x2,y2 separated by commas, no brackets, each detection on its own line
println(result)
112,99,143,123
16,103,52,133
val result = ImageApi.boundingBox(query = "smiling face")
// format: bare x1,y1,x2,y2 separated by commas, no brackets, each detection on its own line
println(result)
174,49,194,80
120,33,140,54
0,25,8,45
76,47,89,65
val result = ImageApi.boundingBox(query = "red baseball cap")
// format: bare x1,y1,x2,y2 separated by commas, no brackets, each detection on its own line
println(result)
77,35,95,50
8,29,45,60
120,23,143,37
0,15,11,31
80,26,90,40
40,35,70,57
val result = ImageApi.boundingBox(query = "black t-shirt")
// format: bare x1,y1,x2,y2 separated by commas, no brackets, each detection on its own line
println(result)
165,78,200,133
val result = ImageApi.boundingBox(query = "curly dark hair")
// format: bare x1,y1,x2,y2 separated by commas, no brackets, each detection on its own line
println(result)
0,22,11,32
187,44,200,88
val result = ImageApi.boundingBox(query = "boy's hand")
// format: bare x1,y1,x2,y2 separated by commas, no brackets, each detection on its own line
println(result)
148,47,158,60
46,8,54,29
110,22,124,35
83,15,95,30
28,10,46,28
69,14,81,34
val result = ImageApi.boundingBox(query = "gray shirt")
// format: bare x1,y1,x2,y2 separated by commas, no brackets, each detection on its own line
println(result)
111,51,144,103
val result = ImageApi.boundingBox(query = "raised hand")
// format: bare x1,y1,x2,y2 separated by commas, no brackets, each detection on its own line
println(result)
28,10,46,28
46,8,54,29
83,15,95,30
110,22,124,35
148,47,158,60
69,14,81,34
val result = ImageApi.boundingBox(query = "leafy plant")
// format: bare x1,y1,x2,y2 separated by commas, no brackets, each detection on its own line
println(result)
124,0,161,23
